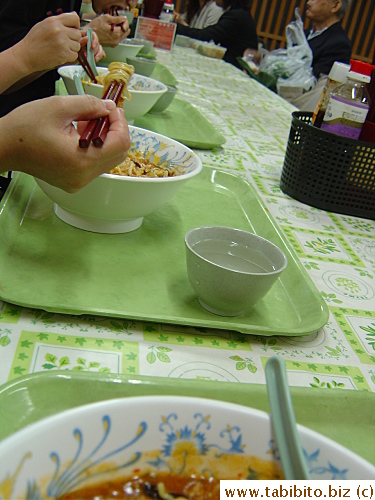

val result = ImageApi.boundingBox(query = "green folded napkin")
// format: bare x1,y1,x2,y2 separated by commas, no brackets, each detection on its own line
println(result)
137,46,157,59
150,62,178,87
134,97,226,149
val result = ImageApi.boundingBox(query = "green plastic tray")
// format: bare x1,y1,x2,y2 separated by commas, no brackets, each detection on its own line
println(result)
0,169,328,335
0,372,374,466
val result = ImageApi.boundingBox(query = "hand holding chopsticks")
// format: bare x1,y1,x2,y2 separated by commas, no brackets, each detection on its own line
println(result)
79,80,125,148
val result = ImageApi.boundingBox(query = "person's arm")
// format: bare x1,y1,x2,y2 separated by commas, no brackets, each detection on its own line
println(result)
87,15,130,46
0,95,130,193
0,13,82,95
176,10,238,46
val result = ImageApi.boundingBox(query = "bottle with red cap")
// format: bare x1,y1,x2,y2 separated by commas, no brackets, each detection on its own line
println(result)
321,59,375,140
159,0,174,21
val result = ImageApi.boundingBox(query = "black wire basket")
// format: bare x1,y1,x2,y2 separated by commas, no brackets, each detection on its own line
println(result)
280,112,375,220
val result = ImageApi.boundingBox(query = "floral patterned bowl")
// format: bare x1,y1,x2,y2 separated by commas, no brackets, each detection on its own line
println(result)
57,66,167,122
0,396,374,499
34,126,202,234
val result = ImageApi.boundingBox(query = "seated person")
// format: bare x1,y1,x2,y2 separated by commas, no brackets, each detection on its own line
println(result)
305,0,352,79
293,0,351,111
173,0,223,29
242,0,351,111
0,0,130,117
175,0,257,69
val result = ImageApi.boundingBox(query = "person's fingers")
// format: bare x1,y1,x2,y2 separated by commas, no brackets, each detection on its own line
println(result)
59,11,81,29
57,95,116,123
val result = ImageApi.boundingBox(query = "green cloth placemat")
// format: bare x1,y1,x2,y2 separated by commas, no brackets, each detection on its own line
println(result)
150,62,178,86
134,97,226,149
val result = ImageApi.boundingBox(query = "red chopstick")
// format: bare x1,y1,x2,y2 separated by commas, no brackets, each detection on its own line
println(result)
92,81,125,147
46,8,97,83
77,49,98,83
78,81,118,149
106,7,127,32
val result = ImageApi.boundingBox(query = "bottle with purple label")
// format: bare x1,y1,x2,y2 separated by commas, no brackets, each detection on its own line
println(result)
321,59,375,140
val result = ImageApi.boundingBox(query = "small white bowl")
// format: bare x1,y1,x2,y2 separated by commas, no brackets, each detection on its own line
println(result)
185,226,288,316
0,395,374,499
34,126,202,234
102,39,144,65
58,66,167,122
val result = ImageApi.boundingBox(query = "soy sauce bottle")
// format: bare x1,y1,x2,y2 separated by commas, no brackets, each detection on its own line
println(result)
311,61,350,128
321,59,375,139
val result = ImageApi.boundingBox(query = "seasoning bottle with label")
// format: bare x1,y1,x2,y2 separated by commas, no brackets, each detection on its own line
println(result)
321,59,375,140
159,0,174,21
311,61,350,127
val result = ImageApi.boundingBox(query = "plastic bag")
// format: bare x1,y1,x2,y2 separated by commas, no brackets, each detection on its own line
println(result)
259,8,316,93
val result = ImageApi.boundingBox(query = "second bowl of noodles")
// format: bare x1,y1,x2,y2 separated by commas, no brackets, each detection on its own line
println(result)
58,65,167,122
34,126,202,234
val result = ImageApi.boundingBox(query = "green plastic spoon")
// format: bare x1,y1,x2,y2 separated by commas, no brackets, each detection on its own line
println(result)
86,27,99,77
265,357,311,480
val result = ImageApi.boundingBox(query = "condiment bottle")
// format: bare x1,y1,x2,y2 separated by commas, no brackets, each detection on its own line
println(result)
321,59,375,140
159,0,174,21
311,61,350,127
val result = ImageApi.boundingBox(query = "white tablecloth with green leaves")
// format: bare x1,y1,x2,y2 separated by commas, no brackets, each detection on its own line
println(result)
0,46,374,393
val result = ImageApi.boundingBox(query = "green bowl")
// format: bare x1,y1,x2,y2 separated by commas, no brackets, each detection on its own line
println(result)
148,84,178,114
136,38,155,55
126,56,157,77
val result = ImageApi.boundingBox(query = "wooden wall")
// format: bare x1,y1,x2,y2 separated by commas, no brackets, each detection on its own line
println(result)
174,0,375,63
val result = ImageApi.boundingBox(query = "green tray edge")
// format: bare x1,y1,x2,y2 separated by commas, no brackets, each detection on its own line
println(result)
0,371,374,466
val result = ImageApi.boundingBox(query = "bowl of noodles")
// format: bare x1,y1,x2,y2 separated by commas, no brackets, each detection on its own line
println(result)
58,65,167,122
34,126,202,234
1,395,374,500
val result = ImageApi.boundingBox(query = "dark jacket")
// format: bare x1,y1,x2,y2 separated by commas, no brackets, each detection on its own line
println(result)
0,0,81,117
306,22,351,78
176,7,258,69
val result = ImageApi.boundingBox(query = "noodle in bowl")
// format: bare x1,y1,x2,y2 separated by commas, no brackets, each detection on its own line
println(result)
34,126,202,234
57,66,168,122
1,395,374,499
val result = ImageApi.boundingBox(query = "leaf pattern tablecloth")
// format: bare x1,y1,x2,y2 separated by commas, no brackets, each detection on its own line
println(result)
0,46,374,395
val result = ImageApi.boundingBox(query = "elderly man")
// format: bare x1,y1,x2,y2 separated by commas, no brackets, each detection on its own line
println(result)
305,0,352,78
0,0,130,117
291,0,352,110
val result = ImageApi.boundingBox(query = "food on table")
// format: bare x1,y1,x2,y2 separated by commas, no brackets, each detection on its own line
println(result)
98,62,134,105
79,62,135,148
110,151,185,177
57,452,283,499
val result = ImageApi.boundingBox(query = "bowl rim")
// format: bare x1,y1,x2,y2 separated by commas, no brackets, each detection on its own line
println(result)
126,56,157,65
185,225,288,276
99,125,202,182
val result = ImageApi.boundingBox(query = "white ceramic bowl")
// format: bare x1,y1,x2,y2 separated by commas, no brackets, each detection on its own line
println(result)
185,226,288,316
0,396,374,499
34,126,202,233
58,66,167,122
102,38,144,65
